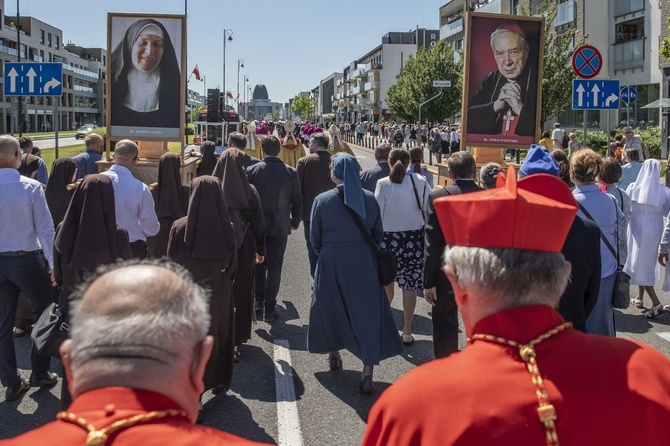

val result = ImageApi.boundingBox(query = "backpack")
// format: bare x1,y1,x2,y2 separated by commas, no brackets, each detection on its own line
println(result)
561,131,569,149
228,207,249,249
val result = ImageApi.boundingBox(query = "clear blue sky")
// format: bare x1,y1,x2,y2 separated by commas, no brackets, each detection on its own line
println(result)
11,0,446,103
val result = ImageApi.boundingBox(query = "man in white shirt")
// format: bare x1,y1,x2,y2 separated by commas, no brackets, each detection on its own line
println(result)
101,140,159,259
552,122,566,150
0,135,58,402
450,127,460,153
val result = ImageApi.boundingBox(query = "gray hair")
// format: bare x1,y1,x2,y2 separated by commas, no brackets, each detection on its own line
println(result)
114,139,138,159
69,259,211,370
443,246,569,307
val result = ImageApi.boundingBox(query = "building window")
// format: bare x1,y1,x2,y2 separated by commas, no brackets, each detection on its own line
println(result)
55,36,59,49
39,30,44,44
47,33,52,47
511,0,520,15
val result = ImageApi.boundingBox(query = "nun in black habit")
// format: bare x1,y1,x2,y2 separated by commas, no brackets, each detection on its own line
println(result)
167,176,237,393
213,148,266,360
147,153,189,258
45,157,77,228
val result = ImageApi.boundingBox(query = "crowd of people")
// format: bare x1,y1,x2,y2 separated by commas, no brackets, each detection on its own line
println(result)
3,122,670,445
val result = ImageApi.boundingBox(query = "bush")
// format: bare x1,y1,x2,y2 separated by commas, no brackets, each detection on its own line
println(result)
571,126,662,158
186,123,194,135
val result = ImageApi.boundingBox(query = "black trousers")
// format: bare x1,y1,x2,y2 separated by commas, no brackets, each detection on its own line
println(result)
130,240,148,259
432,281,460,359
254,236,288,314
0,252,52,386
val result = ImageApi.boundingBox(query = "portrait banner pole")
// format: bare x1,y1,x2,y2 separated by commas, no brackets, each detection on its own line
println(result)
419,89,443,165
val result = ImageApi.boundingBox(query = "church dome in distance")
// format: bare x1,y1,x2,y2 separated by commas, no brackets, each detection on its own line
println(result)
253,84,269,100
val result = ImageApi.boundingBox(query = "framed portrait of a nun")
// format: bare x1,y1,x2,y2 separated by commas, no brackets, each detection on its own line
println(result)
107,13,186,140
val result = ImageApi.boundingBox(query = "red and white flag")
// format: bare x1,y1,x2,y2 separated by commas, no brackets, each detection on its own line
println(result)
227,91,233,99
192,65,201,81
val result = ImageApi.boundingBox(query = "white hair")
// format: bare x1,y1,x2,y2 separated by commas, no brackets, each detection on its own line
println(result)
69,259,211,369
443,246,569,307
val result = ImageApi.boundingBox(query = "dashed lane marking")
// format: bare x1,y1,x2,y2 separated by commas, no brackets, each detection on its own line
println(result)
274,339,304,446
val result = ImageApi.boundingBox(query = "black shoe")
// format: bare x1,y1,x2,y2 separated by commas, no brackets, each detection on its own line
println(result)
328,354,342,371
359,375,375,394
211,385,226,395
196,402,204,424
254,302,263,313
263,311,279,322
5,378,29,402
29,371,58,387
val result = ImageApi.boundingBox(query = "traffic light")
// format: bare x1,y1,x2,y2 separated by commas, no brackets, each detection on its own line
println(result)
207,89,220,122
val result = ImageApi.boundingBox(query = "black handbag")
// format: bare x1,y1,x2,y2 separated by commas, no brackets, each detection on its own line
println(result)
577,200,630,309
32,302,70,358
336,189,396,286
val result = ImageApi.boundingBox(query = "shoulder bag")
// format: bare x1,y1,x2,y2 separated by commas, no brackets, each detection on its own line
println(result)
409,173,427,226
32,300,70,358
577,199,630,309
335,188,396,286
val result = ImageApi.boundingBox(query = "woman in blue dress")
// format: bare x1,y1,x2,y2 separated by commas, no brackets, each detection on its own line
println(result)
308,154,403,394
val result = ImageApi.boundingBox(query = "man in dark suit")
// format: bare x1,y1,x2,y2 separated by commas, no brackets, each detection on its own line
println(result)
423,151,483,359
359,143,391,193
247,136,302,322
227,132,260,169
296,132,335,278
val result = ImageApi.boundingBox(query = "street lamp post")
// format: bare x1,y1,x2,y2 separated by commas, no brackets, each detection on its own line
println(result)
222,29,233,107
243,75,249,119
236,59,245,114
248,85,252,120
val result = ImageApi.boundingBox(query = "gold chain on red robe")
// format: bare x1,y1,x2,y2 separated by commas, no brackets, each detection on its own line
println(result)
467,321,572,446
56,408,189,445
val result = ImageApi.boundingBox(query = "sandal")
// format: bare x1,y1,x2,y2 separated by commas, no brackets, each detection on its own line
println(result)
631,297,644,309
401,333,415,346
643,304,664,318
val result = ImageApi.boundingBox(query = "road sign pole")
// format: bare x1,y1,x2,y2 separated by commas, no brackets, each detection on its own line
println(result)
627,103,630,127
583,113,587,147
420,89,443,165
54,96,59,159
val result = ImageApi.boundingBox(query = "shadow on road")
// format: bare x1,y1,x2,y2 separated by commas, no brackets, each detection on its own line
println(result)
314,370,391,422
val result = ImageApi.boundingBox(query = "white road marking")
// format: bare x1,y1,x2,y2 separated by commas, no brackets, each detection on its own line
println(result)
656,332,670,343
274,339,304,446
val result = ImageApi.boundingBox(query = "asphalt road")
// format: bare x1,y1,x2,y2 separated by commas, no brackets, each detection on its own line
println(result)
3,143,670,444
33,136,81,150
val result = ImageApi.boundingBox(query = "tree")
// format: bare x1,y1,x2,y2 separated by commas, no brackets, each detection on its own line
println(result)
522,0,585,125
661,17,670,59
292,93,315,121
386,40,463,123
272,110,281,121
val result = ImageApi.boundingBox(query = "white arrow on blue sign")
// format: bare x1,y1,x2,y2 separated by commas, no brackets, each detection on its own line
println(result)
620,86,637,104
4,62,63,97
572,79,620,110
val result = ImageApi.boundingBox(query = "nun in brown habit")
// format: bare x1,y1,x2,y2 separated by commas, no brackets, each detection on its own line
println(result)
45,157,77,228
54,174,132,408
147,153,189,258
196,140,217,177
213,148,266,361
167,176,237,393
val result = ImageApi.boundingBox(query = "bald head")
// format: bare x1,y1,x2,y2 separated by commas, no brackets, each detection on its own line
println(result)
68,260,210,371
85,133,104,153
0,135,21,169
113,139,139,168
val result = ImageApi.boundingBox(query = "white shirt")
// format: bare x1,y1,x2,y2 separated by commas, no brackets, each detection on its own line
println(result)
450,130,460,143
0,168,55,268
375,173,431,232
101,165,159,242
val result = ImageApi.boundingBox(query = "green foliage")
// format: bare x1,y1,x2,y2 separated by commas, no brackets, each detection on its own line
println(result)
661,17,670,60
292,94,315,120
272,110,281,121
386,40,463,123
189,108,201,122
572,127,662,158
522,0,585,125
185,123,194,135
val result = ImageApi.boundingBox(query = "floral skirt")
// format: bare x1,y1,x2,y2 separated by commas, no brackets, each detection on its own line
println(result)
380,229,425,290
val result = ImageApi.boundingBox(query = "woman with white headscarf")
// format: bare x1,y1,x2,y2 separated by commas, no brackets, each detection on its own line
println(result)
623,159,670,317
110,19,180,128
307,153,402,394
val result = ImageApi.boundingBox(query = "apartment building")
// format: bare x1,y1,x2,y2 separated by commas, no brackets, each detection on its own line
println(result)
440,0,666,135
320,28,438,124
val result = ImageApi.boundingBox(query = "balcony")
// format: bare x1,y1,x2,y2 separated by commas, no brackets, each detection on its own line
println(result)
615,0,644,17
62,64,99,80
352,85,362,95
613,38,644,71
555,0,575,26
365,61,382,72
440,17,463,40
364,81,380,91
352,67,367,78
477,0,501,14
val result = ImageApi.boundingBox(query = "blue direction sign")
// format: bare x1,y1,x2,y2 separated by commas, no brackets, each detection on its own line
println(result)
620,86,637,104
4,62,62,97
572,79,620,110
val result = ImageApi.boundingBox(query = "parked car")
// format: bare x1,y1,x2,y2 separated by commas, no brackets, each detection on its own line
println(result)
75,124,97,140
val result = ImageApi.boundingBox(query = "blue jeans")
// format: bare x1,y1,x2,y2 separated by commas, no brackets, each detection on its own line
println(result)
0,252,53,386
254,236,288,314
